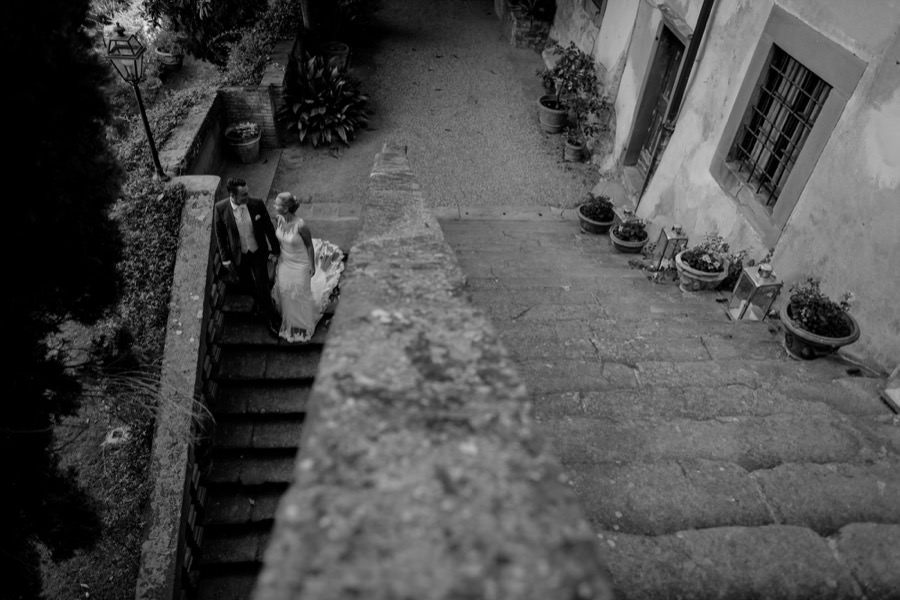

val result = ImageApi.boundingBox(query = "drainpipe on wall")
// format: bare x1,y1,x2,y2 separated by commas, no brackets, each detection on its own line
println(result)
640,0,717,198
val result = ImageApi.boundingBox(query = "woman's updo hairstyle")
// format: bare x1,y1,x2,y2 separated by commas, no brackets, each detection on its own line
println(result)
276,192,300,213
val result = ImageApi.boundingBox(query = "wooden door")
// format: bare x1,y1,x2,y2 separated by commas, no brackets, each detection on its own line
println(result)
635,26,685,180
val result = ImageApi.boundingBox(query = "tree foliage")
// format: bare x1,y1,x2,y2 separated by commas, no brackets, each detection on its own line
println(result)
1,1,123,597
141,0,269,63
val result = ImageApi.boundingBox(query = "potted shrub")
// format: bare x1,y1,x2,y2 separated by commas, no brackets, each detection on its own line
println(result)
537,42,598,135
576,194,615,234
224,121,261,163
153,29,186,72
675,233,731,291
281,55,370,148
610,218,649,253
780,278,859,360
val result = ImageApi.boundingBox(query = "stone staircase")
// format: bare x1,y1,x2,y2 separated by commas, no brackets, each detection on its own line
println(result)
195,290,333,600
439,212,900,599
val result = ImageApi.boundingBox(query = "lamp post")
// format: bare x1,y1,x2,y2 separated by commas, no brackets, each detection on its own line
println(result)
106,23,169,181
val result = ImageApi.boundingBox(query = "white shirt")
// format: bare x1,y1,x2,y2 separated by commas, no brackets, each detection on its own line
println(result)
229,199,259,254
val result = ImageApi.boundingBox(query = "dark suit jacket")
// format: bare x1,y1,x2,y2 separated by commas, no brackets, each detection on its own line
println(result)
214,198,280,268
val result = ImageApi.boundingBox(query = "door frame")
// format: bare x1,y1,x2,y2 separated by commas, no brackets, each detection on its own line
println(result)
620,5,693,169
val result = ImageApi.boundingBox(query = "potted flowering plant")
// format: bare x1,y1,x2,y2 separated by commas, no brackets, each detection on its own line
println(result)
537,42,598,134
609,218,649,253
576,194,615,234
674,233,730,291
780,277,859,360
224,121,261,163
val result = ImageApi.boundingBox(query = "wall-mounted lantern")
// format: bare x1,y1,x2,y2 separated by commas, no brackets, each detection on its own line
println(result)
727,263,782,321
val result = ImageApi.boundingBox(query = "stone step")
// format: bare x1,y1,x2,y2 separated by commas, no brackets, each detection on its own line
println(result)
205,483,287,525
220,311,332,346
222,292,339,318
215,347,321,381
531,386,843,423
595,524,869,600
570,459,773,536
208,451,297,485
750,461,900,535
197,572,258,600
201,523,270,566
213,415,304,449
537,414,878,471
214,381,312,415
568,458,900,537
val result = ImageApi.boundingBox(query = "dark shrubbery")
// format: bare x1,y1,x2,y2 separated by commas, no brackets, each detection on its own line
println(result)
3,0,124,596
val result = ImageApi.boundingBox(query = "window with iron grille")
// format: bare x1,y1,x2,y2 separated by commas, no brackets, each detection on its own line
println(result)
728,46,831,209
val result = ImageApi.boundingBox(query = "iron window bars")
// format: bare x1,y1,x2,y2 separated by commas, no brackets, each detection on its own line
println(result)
730,45,831,209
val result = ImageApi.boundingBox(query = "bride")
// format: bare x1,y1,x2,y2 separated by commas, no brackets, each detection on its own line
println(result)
271,192,344,342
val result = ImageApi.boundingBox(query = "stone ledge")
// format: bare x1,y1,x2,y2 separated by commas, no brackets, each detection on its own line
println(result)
134,175,219,600
254,142,614,600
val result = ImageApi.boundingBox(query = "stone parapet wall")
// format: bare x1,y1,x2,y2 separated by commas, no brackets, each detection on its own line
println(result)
159,38,295,175
134,176,224,600
253,142,614,600
159,93,226,177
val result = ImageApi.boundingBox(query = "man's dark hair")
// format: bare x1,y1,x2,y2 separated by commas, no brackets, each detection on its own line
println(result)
227,177,247,195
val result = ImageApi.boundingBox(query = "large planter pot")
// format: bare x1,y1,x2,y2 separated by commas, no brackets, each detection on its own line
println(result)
779,304,860,360
323,41,350,71
609,228,648,253
674,251,729,292
564,139,584,162
537,95,567,134
224,125,261,164
155,47,183,71
577,203,615,234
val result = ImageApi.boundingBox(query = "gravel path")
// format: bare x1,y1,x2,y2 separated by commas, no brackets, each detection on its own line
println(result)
273,0,595,209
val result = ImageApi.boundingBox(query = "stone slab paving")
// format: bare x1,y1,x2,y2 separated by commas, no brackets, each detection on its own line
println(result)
439,215,899,599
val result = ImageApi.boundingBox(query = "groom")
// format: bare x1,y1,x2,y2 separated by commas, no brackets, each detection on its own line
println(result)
214,177,281,335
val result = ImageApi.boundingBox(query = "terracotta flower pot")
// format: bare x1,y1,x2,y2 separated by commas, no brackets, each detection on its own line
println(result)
564,139,584,162
577,203,615,234
779,304,860,360
674,251,729,292
609,227,648,253
155,47,183,71
537,95,567,134
225,124,261,164
323,41,350,71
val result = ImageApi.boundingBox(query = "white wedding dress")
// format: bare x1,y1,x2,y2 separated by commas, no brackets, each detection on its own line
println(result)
272,216,344,342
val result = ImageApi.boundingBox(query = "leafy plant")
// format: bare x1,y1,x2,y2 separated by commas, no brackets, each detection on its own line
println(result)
787,277,854,338
225,121,260,142
542,42,598,107
579,194,615,222
612,218,649,242
281,55,370,147
681,233,729,273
